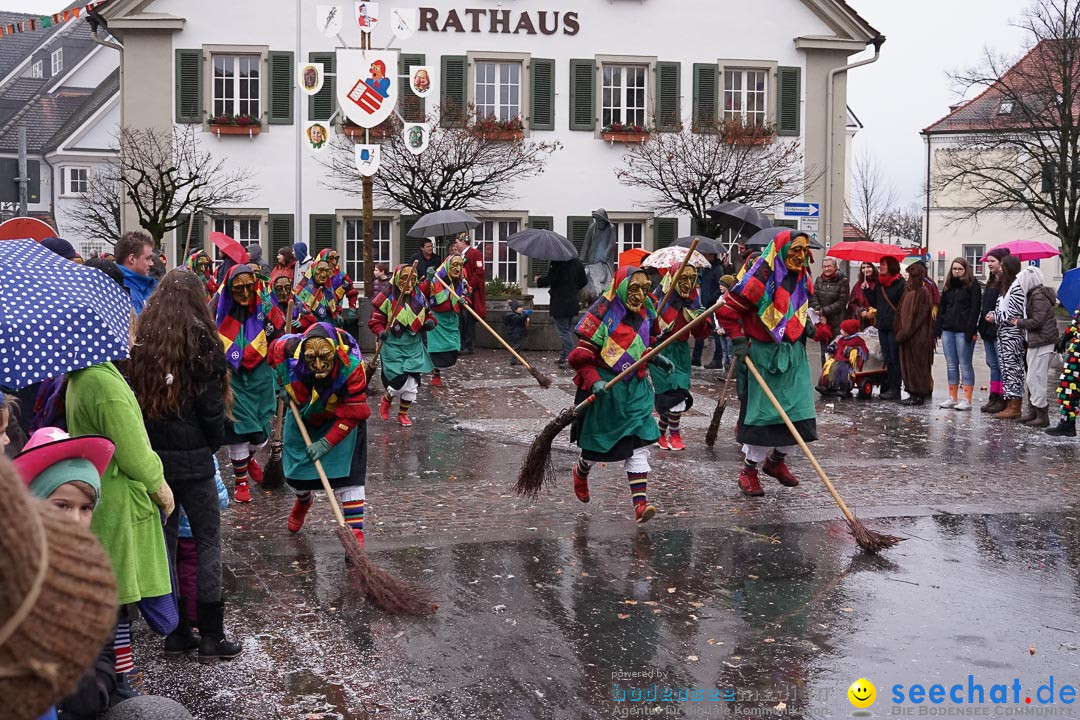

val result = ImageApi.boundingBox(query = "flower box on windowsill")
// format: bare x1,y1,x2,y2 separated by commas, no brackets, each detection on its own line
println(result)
602,131,651,144
210,124,261,137
343,123,393,139
473,129,525,142
723,133,773,146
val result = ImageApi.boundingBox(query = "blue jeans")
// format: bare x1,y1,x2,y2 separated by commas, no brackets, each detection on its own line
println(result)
941,331,975,386
553,315,578,361
982,337,1001,384
719,336,733,365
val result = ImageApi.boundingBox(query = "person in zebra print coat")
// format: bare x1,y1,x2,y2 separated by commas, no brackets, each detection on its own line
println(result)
986,255,1026,419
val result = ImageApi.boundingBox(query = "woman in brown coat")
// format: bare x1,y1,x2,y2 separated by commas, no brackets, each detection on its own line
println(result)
894,261,936,405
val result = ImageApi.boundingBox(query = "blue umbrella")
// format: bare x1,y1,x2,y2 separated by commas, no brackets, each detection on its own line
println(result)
1060,267,1080,314
0,238,131,389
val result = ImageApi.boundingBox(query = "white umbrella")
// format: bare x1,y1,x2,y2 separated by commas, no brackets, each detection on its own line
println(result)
641,246,711,270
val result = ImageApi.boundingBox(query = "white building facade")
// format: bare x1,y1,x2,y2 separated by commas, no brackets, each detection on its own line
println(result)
99,0,880,289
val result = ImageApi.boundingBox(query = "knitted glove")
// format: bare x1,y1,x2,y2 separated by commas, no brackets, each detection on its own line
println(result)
423,317,437,332
305,437,332,462
149,483,175,519
650,353,674,375
426,266,437,281
590,381,608,398
378,331,388,341
732,336,749,358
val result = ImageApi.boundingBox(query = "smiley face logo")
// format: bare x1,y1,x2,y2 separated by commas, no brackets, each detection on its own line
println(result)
848,678,876,709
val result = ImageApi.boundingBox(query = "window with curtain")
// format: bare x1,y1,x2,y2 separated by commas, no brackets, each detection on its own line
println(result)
213,54,260,118
344,217,391,283
475,219,520,282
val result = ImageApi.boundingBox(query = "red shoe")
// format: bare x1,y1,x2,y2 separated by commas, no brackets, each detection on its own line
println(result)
431,375,444,387
572,465,590,503
351,528,365,548
738,467,764,497
656,434,669,450
234,481,251,503
379,396,391,421
398,414,413,427
668,432,686,451
763,458,799,487
248,457,263,484
288,497,312,533
634,501,656,524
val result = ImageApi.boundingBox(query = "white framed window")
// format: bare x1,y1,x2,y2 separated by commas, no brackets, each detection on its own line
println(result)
474,61,521,122
212,54,260,118
344,217,391,283
724,69,768,126
614,221,645,254
213,217,260,260
51,48,63,76
963,244,986,276
61,167,89,196
30,60,42,79
475,219,520,283
81,241,106,260
602,64,647,129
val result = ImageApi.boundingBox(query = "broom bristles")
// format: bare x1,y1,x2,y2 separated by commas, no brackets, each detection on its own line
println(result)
334,526,438,616
528,365,553,389
515,406,579,499
262,445,285,488
845,515,905,554
704,402,726,447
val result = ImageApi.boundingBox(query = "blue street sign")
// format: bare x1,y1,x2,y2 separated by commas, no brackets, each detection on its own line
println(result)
784,202,820,217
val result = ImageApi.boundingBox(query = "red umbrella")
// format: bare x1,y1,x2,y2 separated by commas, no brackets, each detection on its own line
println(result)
209,231,250,266
826,241,909,263
618,248,650,268
0,217,57,242
984,240,1059,261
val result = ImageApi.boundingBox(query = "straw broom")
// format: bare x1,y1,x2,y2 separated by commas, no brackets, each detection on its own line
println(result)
440,281,552,389
515,293,725,499
288,401,438,614
704,359,737,447
262,298,294,488
743,357,903,554
363,261,418,383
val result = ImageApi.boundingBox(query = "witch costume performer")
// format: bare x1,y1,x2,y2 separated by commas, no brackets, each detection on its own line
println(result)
568,266,673,524
368,264,436,427
186,248,218,299
214,265,285,503
296,249,340,329
419,254,470,387
724,230,829,498
650,260,713,451
269,323,371,544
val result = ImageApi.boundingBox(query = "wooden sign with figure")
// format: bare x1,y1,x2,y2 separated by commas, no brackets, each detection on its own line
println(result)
337,49,398,129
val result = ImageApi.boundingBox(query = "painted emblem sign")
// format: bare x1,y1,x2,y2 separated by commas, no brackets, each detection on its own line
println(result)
390,7,418,39
355,1,379,32
403,122,430,155
354,144,381,176
298,63,324,96
316,5,343,37
337,49,398,129
410,65,433,98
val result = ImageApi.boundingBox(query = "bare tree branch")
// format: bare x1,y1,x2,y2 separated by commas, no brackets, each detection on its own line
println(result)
846,149,900,242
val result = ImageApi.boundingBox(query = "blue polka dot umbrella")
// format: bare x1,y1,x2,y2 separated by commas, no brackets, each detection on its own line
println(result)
0,238,131,389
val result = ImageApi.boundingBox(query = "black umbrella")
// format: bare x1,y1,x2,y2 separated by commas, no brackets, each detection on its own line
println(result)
407,209,481,239
674,235,725,254
706,202,771,237
507,228,577,261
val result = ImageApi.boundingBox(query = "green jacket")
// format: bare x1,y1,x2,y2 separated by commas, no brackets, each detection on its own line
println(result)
66,363,172,605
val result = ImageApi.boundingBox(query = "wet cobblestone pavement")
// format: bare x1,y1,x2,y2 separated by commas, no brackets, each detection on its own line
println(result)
132,348,1080,719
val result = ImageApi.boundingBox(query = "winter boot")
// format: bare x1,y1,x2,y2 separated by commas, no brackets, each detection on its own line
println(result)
634,500,656,524
995,398,1022,420
656,433,669,450
738,466,765,497
939,385,958,409
572,461,590,503
288,493,313,533
1046,417,1077,437
162,605,200,658
668,432,686,451
1025,405,1051,428
431,371,444,387
398,413,413,427
763,455,800,487
980,393,1005,413
197,601,242,663
1019,397,1037,423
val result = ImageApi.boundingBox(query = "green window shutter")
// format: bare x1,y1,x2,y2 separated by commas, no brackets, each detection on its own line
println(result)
777,66,801,137
176,212,204,264
655,61,681,132
400,214,422,262
268,214,294,257
526,215,554,279
175,49,203,124
569,59,595,131
440,55,467,128
567,215,591,254
692,63,718,132
268,51,294,125
530,58,555,131
654,218,678,250
399,53,426,122
309,214,336,254
691,217,712,237
308,52,336,121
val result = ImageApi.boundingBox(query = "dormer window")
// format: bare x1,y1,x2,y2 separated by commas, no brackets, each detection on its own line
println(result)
30,60,42,79
51,48,63,76
998,100,1014,115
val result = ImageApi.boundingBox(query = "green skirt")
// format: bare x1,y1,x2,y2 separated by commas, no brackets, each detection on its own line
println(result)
283,414,366,491
226,362,274,443
736,340,817,447
571,366,660,461
650,340,694,413
381,330,434,382
428,309,460,354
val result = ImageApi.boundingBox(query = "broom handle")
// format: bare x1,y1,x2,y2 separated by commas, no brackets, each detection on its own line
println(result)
655,238,699,317
442,281,538,371
573,295,726,412
717,356,737,403
288,400,347,529
367,261,419,374
743,356,857,524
